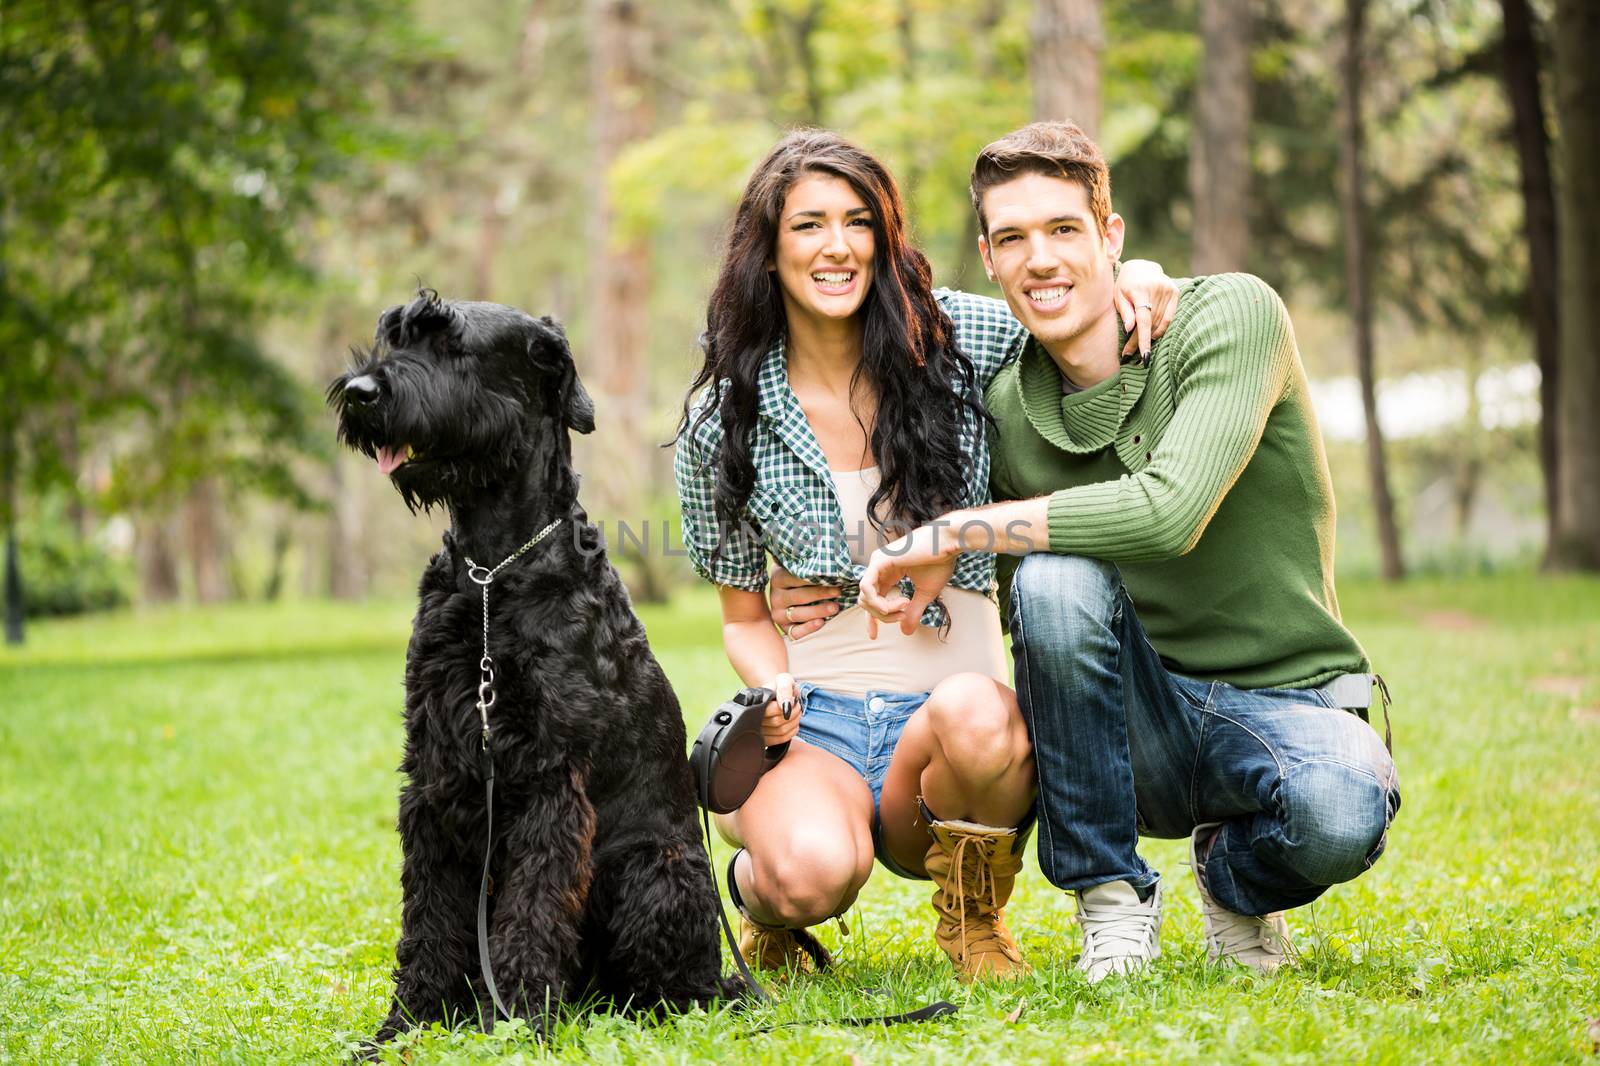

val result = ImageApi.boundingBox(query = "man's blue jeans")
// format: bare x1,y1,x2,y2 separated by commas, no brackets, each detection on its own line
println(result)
1009,553,1401,916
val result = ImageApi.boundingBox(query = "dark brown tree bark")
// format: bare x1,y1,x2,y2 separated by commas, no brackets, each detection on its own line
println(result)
1550,0,1600,568
1338,0,1406,581
1032,0,1102,134
1498,0,1562,564
1190,0,1252,274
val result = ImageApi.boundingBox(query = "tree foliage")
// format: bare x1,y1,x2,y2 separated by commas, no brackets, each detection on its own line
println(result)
0,0,405,522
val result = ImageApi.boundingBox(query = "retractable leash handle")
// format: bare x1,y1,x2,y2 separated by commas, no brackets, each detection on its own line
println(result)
690,687,786,814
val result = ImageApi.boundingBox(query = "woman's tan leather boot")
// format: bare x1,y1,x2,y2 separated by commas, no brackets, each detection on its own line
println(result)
737,915,834,975
923,817,1029,982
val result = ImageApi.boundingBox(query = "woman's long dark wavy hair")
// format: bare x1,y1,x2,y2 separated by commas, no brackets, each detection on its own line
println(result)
679,129,986,555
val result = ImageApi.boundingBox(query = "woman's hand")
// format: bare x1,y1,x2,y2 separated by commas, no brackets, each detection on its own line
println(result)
762,672,802,746
768,564,840,641
1115,258,1180,359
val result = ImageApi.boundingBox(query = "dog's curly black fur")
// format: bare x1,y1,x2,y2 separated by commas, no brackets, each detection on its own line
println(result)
329,291,736,1047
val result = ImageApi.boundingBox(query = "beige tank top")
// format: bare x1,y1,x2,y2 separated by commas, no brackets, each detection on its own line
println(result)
784,466,1008,697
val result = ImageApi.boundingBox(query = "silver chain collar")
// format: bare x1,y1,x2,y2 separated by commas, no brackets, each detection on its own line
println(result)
462,518,564,748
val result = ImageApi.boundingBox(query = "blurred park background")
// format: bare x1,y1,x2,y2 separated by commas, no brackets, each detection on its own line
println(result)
5,3,1600,1062
2,0,1598,636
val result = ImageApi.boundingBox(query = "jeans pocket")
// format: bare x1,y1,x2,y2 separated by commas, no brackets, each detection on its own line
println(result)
1172,675,1218,712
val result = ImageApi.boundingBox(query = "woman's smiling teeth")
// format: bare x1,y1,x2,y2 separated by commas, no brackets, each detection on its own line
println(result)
1028,284,1071,308
812,270,856,293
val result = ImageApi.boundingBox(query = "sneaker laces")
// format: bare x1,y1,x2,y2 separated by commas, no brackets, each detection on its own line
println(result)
1201,904,1290,961
1077,890,1160,959
1193,887,1292,962
1186,828,1294,965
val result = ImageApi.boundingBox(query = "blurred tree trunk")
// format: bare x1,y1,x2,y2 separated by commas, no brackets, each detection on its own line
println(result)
1498,0,1561,565
262,521,291,603
319,319,368,601
1032,0,1102,135
471,193,501,301
3,423,22,646
0,181,21,645
1190,0,1252,275
186,477,229,603
951,0,1008,290
1337,0,1405,581
60,418,90,540
1453,350,1485,543
140,515,181,603
897,0,921,196
1550,0,1600,569
589,0,666,602
327,452,368,600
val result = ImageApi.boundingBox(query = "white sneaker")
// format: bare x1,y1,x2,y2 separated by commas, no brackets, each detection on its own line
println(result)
1189,822,1294,973
1074,879,1163,982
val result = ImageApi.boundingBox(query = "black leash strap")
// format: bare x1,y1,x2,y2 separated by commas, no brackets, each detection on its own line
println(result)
1374,673,1394,754
698,805,957,1029
462,518,563,1033
703,804,770,1003
478,743,511,1029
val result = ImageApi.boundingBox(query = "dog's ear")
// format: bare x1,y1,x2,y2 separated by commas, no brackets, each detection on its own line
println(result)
376,289,460,350
530,315,596,435
375,304,405,347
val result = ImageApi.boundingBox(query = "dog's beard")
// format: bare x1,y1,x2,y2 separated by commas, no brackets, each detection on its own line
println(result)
330,354,529,513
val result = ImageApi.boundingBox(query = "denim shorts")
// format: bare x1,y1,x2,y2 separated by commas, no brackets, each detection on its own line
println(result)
795,682,931,880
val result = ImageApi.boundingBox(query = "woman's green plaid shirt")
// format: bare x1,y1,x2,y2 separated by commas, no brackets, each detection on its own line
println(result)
673,289,1027,629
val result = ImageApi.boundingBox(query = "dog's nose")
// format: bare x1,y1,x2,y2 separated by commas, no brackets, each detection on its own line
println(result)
344,374,380,405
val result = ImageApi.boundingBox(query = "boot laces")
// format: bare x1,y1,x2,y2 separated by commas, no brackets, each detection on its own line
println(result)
743,917,833,971
939,831,1012,959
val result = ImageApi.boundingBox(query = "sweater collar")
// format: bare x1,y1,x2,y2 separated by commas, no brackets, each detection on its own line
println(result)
1017,330,1149,455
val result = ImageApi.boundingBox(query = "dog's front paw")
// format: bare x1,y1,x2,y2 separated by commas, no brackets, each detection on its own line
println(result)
717,973,759,1007
351,1020,404,1062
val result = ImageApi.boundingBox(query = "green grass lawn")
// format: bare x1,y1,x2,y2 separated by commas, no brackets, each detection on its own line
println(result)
2,573,1598,1064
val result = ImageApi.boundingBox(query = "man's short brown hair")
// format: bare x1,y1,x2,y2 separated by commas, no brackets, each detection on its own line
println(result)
970,121,1113,237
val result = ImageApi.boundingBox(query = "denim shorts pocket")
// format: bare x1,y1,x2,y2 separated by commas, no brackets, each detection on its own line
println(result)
795,705,863,769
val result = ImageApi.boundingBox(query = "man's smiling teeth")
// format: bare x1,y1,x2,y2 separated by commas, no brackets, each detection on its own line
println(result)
1029,286,1069,305
813,271,854,286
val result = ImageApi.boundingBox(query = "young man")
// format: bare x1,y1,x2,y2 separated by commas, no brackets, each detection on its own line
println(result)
785,121,1400,982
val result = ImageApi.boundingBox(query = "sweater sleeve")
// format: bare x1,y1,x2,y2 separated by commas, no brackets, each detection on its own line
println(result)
1046,274,1294,561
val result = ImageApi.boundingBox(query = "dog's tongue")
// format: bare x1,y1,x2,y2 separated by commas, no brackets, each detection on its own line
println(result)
375,445,408,476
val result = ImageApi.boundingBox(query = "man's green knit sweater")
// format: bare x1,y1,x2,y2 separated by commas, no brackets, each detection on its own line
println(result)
987,272,1369,690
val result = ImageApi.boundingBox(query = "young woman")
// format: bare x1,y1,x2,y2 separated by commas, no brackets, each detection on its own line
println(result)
674,130,1176,981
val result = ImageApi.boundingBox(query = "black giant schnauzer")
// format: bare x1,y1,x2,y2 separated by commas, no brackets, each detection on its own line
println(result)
329,291,732,1048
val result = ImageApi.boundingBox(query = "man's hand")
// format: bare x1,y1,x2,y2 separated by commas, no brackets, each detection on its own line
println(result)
768,565,840,641
1115,258,1180,359
858,521,961,638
